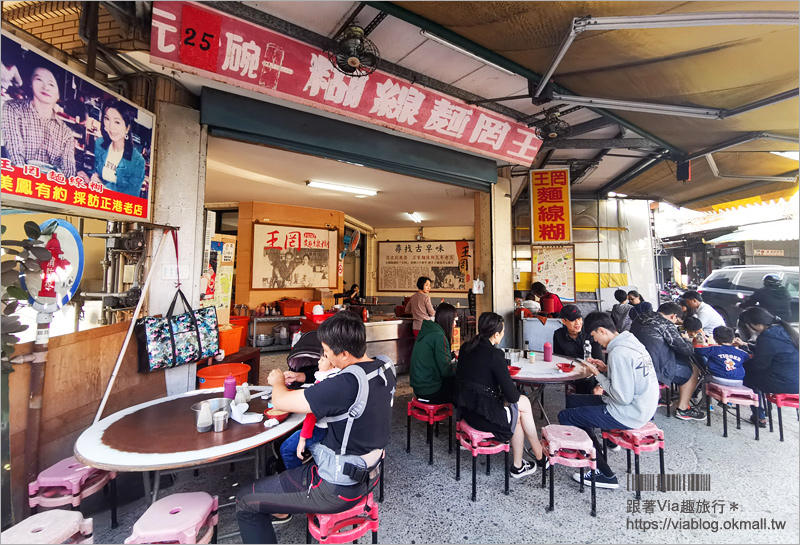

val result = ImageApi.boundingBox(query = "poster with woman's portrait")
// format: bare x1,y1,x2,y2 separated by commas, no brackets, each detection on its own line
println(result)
1,31,155,221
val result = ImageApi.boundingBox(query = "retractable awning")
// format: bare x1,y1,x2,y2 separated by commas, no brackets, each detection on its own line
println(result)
704,219,799,243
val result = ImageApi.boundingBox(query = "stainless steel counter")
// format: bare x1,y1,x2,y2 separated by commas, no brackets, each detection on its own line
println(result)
365,318,414,374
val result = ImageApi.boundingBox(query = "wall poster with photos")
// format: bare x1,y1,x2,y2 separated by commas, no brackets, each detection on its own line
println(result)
1,31,155,221
378,240,474,292
251,223,338,289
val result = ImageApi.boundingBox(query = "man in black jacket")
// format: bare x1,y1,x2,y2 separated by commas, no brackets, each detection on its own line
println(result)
740,274,792,321
553,305,605,394
630,302,705,421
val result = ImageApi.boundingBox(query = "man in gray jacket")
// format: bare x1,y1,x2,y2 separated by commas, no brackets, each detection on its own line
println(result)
558,311,658,489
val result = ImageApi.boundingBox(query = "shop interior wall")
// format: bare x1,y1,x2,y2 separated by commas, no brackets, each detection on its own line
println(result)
1,212,107,341
367,226,474,303
7,322,166,518
235,201,344,324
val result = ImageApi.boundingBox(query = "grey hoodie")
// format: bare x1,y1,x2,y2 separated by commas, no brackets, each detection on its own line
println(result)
611,302,633,332
595,331,659,429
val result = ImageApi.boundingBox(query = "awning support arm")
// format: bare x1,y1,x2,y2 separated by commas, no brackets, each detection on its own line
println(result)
705,155,798,183
534,11,798,97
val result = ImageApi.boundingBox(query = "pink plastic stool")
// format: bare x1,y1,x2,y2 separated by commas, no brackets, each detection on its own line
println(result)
306,493,378,544
124,492,218,544
454,420,510,502
766,393,800,442
28,456,117,529
602,422,666,499
540,425,596,516
406,398,453,465
0,509,93,544
705,383,760,440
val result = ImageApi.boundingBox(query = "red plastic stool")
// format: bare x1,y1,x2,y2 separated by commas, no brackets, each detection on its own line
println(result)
657,383,672,418
602,422,665,500
406,398,453,465
28,456,117,529
306,493,379,544
540,425,596,517
705,383,760,440
454,420,510,502
766,393,800,442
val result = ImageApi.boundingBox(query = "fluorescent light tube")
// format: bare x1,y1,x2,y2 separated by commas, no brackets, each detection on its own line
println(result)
306,181,377,196
407,212,422,223
420,30,516,76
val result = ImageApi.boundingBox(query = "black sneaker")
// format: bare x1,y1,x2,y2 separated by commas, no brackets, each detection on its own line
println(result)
675,407,705,421
607,443,622,452
510,460,537,479
572,469,619,489
534,455,550,470
272,514,292,526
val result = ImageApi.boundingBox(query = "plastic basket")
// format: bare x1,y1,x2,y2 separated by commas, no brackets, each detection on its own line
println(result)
305,312,335,324
278,299,303,316
228,316,250,347
219,326,243,356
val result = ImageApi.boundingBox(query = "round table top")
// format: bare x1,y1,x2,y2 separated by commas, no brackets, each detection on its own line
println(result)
509,352,593,384
74,387,303,472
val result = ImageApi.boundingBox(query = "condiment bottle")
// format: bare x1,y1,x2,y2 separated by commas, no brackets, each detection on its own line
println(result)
523,341,530,360
197,401,213,432
223,374,237,399
543,341,553,362
241,382,252,403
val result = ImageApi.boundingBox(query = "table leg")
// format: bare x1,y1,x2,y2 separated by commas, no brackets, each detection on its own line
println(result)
151,470,161,504
142,471,152,504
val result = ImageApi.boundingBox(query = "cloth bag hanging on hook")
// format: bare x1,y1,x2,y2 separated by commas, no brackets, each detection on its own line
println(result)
135,289,220,372
134,230,219,372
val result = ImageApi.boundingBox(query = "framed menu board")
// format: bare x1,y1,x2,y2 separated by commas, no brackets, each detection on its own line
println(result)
378,240,474,292
531,244,576,302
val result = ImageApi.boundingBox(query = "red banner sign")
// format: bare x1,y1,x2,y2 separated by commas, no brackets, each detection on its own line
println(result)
150,1,542,166
530,169,572,243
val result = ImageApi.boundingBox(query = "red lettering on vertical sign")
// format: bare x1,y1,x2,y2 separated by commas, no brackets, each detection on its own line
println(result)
179,3,222,72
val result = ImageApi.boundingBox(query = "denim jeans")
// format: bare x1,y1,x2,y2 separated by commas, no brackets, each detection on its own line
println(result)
279,426,327,470
236,463,369,544
557,394,629,477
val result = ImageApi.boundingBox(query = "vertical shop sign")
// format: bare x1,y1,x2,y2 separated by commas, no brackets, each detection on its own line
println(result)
149,1,542,166
530,169,572,243
1,32,155,221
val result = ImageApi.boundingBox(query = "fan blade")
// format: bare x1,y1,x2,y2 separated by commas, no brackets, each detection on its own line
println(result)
358,51,377,69
335,54,358,73
338,37,362,56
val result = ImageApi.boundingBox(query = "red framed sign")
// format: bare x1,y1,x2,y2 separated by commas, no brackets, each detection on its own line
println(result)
150,1,542,166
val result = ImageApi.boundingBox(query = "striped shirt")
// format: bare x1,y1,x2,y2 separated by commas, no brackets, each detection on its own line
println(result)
2,99,76,178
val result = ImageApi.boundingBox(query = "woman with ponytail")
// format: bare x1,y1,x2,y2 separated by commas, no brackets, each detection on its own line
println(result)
410,303,458,404
456,312,547,479
736,307,799,427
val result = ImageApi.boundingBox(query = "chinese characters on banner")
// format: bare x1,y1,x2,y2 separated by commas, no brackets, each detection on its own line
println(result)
378,241,474,292
149,1,542,166
251,224,338,290
531,168,572,243
1,32,154,221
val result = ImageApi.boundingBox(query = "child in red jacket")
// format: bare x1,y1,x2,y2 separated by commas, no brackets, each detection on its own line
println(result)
278,354,339,469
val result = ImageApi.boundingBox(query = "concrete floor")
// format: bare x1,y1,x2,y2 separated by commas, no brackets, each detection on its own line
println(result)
89,352,799,544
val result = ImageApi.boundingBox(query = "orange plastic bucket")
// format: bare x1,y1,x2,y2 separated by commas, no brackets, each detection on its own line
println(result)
197,363,251,389
219,325,243,356
229,316,250,347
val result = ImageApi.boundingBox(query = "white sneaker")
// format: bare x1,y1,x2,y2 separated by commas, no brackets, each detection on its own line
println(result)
607,443,622,452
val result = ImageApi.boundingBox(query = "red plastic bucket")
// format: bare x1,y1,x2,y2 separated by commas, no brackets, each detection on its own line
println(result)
197,363,251,389
229,316,250,347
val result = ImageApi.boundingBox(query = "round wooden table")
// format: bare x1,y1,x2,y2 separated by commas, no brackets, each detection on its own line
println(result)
74,386,303,502
510,353,594,425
